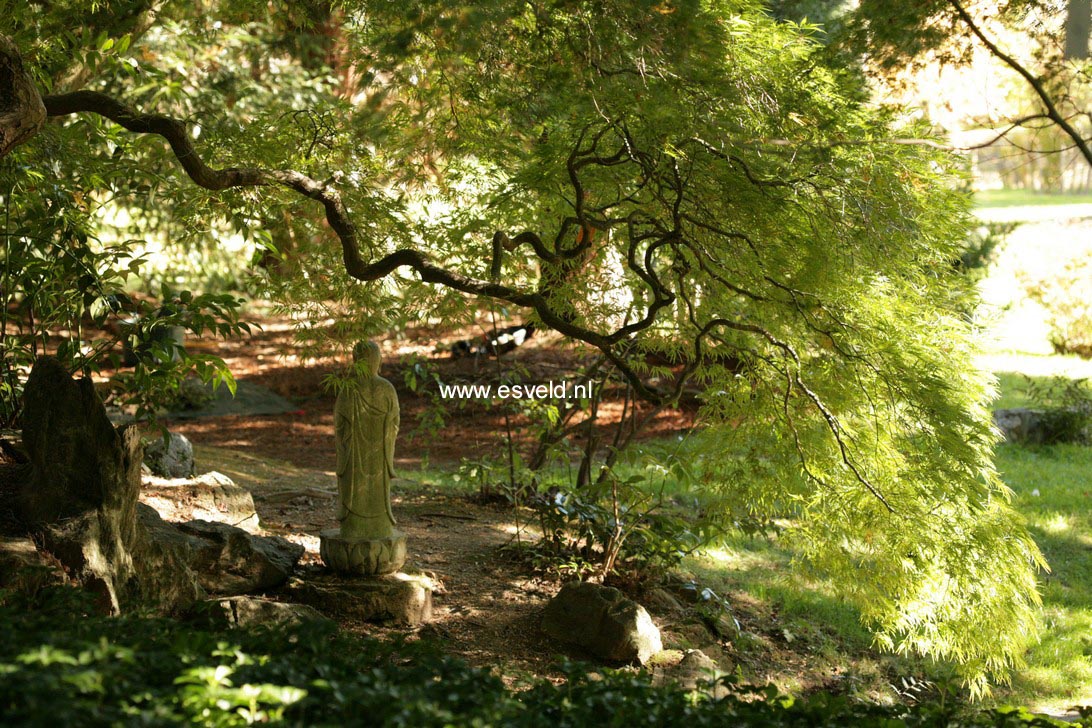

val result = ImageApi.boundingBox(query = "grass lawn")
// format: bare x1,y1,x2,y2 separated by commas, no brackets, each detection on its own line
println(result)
975,189,1092,209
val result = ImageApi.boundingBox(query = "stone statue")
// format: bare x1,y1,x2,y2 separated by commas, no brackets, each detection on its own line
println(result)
320,340,406,575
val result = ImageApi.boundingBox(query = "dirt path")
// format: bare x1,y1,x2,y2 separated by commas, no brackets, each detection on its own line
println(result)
189,444,571,681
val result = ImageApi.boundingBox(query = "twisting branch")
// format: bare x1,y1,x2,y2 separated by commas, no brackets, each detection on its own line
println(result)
42,90,677,401
946,0,1092,167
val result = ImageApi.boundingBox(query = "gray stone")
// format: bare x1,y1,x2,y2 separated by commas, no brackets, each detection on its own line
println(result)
142,471,259,532
144,431,195,478
320,528,406,575
0,35,47,159
994,408,1047,444
543,581,663,664
286,568,434,626
214,596,333,628
645,587,685,615
994,407,1090,445
177,519,304,596
652,649,728,697
707,610,740,641
130,504,206,613
18,357,142,613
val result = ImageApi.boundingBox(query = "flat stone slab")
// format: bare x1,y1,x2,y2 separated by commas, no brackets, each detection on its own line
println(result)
167,380,299,420
320,528,406,576
214,596,333,628
284,568,435,626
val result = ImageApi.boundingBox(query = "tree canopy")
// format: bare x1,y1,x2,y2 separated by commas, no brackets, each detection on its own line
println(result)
0,0,1047,694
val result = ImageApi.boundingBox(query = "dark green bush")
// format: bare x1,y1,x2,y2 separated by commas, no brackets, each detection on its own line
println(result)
0,587,1086,727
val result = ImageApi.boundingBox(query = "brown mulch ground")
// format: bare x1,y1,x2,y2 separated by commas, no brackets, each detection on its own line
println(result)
165,314,698,471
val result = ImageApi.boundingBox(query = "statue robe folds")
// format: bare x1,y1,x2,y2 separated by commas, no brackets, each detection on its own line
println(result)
335,376,399,541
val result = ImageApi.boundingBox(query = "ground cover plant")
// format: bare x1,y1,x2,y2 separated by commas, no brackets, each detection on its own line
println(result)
1,586,1087,727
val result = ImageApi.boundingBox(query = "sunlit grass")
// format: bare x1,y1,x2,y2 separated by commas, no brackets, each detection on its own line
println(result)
993,444,1092,712
975,189,1092,209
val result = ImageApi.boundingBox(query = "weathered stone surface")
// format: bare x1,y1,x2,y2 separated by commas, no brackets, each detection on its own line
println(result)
178,519,304,595
214,596,332,628
651,649,728,697
645,587,685,615
19,357,142,613
285,568,434,626
994,408,1047,444
543,581,663,664
0,535,65,593
994,407,1090,445
320,528,406,575
143,432,195,478
130,504,205,612
706,610,740,641
141,471,259,532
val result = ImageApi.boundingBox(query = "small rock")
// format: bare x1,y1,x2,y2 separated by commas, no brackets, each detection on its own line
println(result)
178,519,304,596
144,432,195,478
542,581,663,665
653,649,728,697
665,620,719,650
708,610,740,641
215,596,333,628
645,587,685,615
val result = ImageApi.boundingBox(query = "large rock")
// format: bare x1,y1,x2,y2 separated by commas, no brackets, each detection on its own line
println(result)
18,357,143,613
11,358,302,614
285,568,435,626
177,519,304,596
141,471,259,532
143,432,195,478
131,504,206,612
543,581,663,664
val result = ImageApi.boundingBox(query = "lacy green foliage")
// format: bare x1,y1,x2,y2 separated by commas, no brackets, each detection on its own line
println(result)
0,587,1085,727
1025,252,1092,358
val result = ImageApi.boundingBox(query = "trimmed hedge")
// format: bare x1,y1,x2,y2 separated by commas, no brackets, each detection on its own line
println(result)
0,587,1086,727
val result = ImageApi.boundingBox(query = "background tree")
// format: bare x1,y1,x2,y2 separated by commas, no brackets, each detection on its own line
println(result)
1,0,1046,693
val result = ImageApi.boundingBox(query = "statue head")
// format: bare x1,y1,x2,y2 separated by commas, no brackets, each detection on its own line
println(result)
352,340,381,376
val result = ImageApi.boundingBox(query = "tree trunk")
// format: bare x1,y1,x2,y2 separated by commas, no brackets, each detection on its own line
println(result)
0,36,45,159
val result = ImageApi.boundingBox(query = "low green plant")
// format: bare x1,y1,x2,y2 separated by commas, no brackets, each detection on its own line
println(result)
1025,252,1092,358
1021,375,1092,444
4,585,1087,728
1,586,1086,727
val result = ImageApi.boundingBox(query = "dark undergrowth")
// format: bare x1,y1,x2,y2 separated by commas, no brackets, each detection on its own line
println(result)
0,586,1086,727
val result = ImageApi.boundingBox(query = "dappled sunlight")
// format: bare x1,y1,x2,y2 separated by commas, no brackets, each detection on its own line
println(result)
1036,514,1073,534
696,545,784,573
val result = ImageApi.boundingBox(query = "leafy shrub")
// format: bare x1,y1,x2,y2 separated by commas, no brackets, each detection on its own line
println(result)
0,587,1085,727
1026,252,1092,358
1022,376,1092,444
